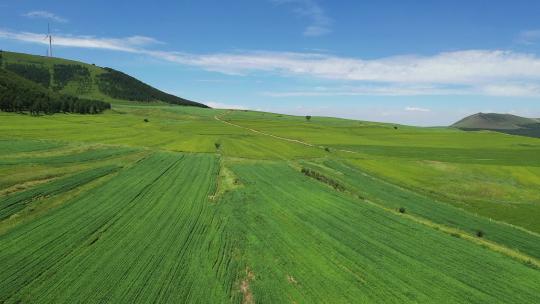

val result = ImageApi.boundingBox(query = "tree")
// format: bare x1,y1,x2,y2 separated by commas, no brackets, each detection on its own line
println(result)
215,143,221,150
0,68,111,115
144,118,149,123
398,207,406,213
306,115,312,121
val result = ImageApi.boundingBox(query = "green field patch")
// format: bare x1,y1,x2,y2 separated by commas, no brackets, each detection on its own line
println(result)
0,165,119,220
220,162,540,303
0,146,136,166
347,157,540,233
329,144,540,166
308,159,540,259
0,139,64,155
0,152,244,303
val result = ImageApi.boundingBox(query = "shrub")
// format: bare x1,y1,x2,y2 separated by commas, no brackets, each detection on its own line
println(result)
144,118,149,123
325,147,330,152
476,230,484,238
301,168,345,191
398,207,406,213
305,115,311,121
394,126,398,130
215,143,221,150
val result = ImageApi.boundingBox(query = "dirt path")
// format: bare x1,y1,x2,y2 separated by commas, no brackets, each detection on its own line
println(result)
215,112,316,147
214,111,360,155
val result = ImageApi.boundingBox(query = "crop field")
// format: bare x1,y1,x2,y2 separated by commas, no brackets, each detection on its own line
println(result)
1,103,539,303
0,152,243,303
220,162,540,303
301,159,540,258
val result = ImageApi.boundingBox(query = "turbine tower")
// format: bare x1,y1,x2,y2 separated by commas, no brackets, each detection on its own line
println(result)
45,23,53,57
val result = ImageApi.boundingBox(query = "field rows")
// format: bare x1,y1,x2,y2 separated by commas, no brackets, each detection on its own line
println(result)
220,162,540,303
302,159,540,260
0,146,135,166
0,152,243,303
1,106,539,303
0,165,119,220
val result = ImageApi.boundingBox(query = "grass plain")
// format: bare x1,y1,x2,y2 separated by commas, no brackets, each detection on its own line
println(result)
1,102,539,303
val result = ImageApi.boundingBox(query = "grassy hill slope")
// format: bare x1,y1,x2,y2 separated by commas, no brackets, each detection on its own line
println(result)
0,50,207,108
453,112,540,138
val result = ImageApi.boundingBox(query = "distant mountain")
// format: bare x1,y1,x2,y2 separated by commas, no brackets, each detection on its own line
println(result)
0,50,208,108
452,113,540,138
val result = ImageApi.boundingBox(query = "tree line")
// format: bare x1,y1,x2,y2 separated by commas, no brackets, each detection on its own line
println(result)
0,68,110,115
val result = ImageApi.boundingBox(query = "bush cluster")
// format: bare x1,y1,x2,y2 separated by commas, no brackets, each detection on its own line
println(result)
301,168,345,191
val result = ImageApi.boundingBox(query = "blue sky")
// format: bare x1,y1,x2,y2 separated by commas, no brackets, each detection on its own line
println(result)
1,0,540,125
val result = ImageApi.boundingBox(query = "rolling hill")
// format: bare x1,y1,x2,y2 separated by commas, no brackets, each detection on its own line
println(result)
0,50,208,108
1,51,539,303
452,112,540,138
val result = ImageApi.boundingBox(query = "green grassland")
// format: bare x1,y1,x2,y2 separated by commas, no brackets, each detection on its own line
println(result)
1,101,540,303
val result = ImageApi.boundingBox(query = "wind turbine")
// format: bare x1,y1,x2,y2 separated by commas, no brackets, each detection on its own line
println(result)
45,23,53,57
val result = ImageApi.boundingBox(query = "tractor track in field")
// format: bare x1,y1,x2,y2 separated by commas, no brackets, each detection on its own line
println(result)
214,111,360,154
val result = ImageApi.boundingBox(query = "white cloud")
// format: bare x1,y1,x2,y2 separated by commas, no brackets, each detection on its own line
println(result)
23,11,68,23
272,0,332,37
150,50,540,87
263,83,540,97
478,83,540,97
0,29,158,52
262,84,470,97
205,101,248,110
3,28,540,97
405,106,431,112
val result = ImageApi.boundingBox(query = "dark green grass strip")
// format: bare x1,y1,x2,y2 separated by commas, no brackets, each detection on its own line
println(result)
0,139,64,155
0,147,136,165
315,160,540,260
332,144,540,166
0,165,119,220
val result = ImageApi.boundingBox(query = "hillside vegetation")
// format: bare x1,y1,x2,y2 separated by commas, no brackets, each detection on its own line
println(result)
0,68,110,114
0,50,207,107
453,112,540,138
